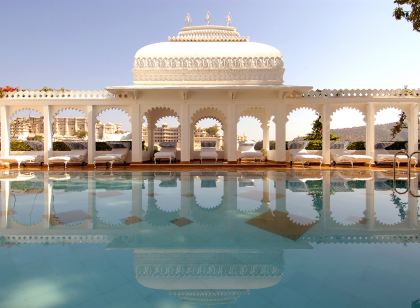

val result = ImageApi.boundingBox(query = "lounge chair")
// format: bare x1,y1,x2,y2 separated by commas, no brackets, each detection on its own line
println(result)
154,142,177,164
199,141,218,163
374,142,417,168
331,142,374,167
238,141,264,162
0,155,39,170
47,149,87,169
289,141,323,167
94,147,129,168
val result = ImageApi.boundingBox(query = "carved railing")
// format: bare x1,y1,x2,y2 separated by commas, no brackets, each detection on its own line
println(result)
1,90,116,99
305,88,420,98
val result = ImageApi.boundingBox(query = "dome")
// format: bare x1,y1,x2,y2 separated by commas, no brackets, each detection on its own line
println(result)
133,25,284,86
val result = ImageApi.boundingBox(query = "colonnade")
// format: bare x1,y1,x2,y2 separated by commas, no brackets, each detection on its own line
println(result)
1,89,420,165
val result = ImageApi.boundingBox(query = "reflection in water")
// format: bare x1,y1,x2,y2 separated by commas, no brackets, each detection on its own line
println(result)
0,170,420,306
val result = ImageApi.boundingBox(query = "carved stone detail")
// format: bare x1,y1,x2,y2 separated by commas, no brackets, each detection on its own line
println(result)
133,56,284,84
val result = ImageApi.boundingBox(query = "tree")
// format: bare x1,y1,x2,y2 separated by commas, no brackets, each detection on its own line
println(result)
304,115,339,141
394,0,420,32
390,111,407,139
204,125,219,136
75,130,87,139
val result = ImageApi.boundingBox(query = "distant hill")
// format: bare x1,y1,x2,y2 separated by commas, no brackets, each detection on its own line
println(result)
293,122,408,142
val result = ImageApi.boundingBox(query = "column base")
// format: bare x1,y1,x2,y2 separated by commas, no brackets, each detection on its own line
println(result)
180,161,191,164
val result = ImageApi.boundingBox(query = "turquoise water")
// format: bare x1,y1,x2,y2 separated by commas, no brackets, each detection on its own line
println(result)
1,170,420,307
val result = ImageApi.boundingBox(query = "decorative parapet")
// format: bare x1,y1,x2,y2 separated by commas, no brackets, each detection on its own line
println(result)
0,90,119,100
133,56,284,84
304,88,420,98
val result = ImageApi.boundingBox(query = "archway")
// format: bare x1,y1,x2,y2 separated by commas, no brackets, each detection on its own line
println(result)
330,107,366,158
9,108,44,151
96,108,131,142
145,107,180,162
286,107,319,161
52,108,87,152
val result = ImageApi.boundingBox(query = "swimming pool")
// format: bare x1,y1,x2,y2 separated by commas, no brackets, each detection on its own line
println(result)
0,169,420,307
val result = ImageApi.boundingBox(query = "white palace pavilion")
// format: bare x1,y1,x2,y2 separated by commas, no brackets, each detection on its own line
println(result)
1,15,420,165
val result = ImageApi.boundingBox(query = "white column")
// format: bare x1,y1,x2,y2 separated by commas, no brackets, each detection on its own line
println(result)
224,172,237,210
1,106,10,157
262,120,269,152
87,172,95,229
148,126,154,159
366,103,375,158
180,173,193,218
322,104,330,165
131,172,143,219
275,173,286,212
180,103,191,162
0,181,10,228
322,172,331,226
262,173,270,207
408,103,419,155
226,104,237,162
365,178,375,230
43,174,52,229
275,103,287,162
43,105,53,164
131,103,143,164
87,105,96,165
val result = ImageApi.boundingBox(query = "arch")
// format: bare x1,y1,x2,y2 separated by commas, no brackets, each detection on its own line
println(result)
144,106,178,127
374,106,404,124
286,106,319,121
9,108,43,142
96,107,131,142
9,107,43,121
52,108,88,142
191,107,227,130
329,106,366,123
193,174,224,209
286,107,319,142
374,190,407,226
52,107,86,118
95,106,131,121
238,106,269,125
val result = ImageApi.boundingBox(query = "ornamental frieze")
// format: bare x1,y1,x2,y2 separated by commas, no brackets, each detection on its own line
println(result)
134,57,283,70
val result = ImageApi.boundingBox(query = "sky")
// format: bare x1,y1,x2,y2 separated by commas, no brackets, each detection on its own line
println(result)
1,0,420,141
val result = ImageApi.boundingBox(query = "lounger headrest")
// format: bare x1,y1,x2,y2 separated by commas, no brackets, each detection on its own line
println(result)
201,141,216,148
159,142,177,148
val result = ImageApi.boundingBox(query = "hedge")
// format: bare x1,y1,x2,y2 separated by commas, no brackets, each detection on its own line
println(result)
10,140,32,151
347,141,365,150
53,141,71,151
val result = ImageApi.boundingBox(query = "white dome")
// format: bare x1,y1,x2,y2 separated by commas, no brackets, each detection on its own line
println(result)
135,42,282,59
132,25,285,86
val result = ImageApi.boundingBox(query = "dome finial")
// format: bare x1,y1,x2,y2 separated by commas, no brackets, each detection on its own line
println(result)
184,13,192,27
205,11,212,25
226,12,232,26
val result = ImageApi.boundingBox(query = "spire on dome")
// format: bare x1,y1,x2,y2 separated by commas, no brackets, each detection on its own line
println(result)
205,11,212,25
226,12,232,27
184,13,192,26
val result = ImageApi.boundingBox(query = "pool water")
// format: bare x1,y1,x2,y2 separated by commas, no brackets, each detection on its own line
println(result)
1,170,420,307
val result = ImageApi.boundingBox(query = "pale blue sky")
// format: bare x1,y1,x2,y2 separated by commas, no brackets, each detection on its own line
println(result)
2,0,419,140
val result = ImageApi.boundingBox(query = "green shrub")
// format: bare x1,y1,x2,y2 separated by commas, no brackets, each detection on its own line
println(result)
384,141,406,150
306,140,322,150
96,142,112,151
10,140,32,151
347,141,365,150
53,141,71,151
